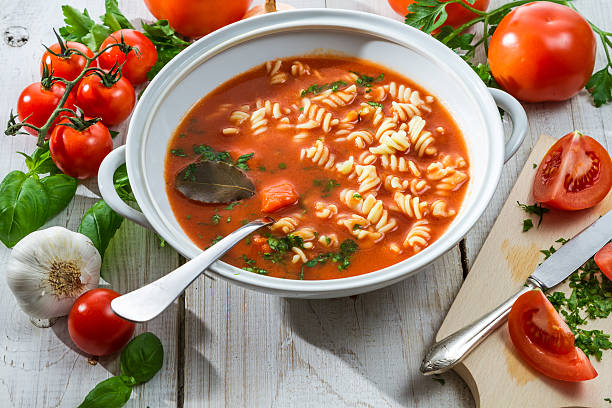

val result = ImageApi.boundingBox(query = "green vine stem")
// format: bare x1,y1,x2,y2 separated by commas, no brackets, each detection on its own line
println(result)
6,33,132,147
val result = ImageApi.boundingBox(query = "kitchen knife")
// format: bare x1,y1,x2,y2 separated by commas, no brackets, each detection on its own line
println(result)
420,209,612,375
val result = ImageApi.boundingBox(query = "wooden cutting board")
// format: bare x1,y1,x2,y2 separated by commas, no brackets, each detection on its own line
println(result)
437,135,612,408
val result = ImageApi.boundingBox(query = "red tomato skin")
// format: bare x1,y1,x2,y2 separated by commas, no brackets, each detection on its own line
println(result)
508,290,597,382
98,29,158,85
144,0,252,38
17,82,76,136
594,242,612,281
532,132,612,211
388,0,490,28
49,118,113,179
68,289,135,356
488,2,596,102
41,42,95,82
76,74,135,126
261,182,299,213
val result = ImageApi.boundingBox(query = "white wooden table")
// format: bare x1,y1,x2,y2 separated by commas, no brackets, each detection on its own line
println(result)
1,1,610,407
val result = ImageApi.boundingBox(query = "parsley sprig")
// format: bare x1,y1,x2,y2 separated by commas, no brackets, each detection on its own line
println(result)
545,240,612,360
517,201,549,230
303,239,359,271
301,80,347,97
192,144,253,171
404,0,612,106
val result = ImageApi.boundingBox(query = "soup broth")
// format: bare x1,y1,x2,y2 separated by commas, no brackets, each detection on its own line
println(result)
165,56,469,280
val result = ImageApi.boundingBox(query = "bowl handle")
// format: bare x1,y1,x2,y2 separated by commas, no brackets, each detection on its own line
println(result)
488,88,528,163
98,145,153,229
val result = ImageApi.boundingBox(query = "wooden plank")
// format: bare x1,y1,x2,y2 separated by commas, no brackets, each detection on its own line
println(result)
0,1,180,407
183,1,472,407
438,135,612,407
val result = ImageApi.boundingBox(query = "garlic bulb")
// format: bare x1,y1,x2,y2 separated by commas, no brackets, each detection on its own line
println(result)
6,226,101,319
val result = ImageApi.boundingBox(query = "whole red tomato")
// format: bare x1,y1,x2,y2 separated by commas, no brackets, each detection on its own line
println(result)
98,29,158,85
76,73,135,126
144,0,252,38
68,289,135,356
17,81,75,136
488,2,596,102
49,117,113,179
388,0,490,28
41,41,94,82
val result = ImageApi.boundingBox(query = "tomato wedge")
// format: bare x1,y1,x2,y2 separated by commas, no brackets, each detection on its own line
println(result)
594,242,612,281
261,182,298,213
533,131,612,210
508,290,597,382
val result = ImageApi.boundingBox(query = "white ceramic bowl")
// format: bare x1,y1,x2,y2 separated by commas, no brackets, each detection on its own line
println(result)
98,9,527,298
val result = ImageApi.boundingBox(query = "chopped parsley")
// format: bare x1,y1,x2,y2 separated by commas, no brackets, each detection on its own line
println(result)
303,239,359,271
367,101,383,108
258,165,266,172
206,235,223,248
225,202,241,210
353,193,362,200
226,216,231,223
178,133,186,138
278,162,287,169
533,163,537,169
170,148,187,157
211,214,221,224
605,398,611,404
186,215,191,220
313,178,340,197
350,71,384,88
353,224,363,231
300,80,347,97
264,235,305,263
522,218,533,232
183,163,196,181
545,240,612,360
193,144,254,170
517,201,549,227
241,255,268,275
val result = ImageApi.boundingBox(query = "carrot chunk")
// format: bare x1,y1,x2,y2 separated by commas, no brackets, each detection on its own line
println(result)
261,182,298,213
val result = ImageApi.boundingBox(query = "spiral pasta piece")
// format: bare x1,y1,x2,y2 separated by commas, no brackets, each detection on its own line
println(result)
250,107,268,135
374,116,397,141
266,59,288,85
318,233,339,248
291,228,317,241
369,129,411,155
426,162,449,180
315,202,338,219
408,178,429,195
355,164,381,193
383,175,409,192
291,247,309,264
312,84,357,108
391,101,420,121
298,98,339,133
229,109,250,126
340,189,397,234
378,155,421,176
271,217,299,234
337,214,383,241
347,130,374,148
406,116,436,157
403,220,431,252
430,200,456,217
436,170,469,194
336,156,357,179
291,61,311,76
393,191,428,219
300,140,336,170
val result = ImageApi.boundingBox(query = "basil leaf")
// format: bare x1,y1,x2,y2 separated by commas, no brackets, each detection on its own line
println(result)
120,332,164,384
17,147,61,175
40,174,78,219
113,164,134,202
78,375,134,408
0,171,49,248
101,0,133,32
78,200,124,259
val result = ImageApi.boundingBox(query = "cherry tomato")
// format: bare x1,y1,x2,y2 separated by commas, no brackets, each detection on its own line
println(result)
17,82,75,136
508,290,597,382
49,117,113,179
488,2,596,102
76,73,135,126
533,131,612,211
261,181,299,213
41,41,94,82
144,0,252,38
68,289,135,356
594,242,612,281
98,29,158,85
388,0,490,28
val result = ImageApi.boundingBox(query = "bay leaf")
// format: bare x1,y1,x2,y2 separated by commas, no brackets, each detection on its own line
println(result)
175,160,255,204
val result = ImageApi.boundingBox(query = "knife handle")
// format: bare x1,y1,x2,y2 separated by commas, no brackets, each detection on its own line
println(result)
420,278,540,375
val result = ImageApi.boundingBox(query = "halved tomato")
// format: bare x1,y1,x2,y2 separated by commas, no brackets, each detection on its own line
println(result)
533,131,612,210
508,290,597,382
594,242,612,281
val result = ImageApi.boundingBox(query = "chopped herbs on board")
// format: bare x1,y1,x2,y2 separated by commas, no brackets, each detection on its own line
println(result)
522,218,534,232
517,201,549,227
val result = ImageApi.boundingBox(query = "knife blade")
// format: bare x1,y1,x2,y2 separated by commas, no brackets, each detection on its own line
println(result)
420,209,612,375
530,209,612,290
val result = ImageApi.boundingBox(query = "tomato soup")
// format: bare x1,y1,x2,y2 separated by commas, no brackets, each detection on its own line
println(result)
165,56,469,280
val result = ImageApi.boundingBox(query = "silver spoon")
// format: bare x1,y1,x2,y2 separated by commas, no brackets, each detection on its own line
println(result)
111,218,274,322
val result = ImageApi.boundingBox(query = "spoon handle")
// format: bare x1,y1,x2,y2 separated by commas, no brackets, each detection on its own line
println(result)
111,218,273,322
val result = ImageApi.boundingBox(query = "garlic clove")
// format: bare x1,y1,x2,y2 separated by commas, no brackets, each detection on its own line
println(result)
6,226,101,319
